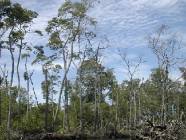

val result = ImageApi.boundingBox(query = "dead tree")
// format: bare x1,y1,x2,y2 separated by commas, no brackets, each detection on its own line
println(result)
118,50,143,129
148,25,184,125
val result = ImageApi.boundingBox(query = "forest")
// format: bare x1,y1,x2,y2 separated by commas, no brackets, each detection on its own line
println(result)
0,0,186,140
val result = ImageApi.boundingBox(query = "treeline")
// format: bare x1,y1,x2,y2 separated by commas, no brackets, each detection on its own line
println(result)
0,0,186,140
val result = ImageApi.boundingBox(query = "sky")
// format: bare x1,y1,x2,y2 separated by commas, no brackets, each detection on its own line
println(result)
1,0,186,102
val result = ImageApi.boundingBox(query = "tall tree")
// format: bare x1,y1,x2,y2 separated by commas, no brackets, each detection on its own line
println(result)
46,0,96,130
0,2,37,139
32,45,62,131
118,51,143,129
77,56,115,132
148,25,184,125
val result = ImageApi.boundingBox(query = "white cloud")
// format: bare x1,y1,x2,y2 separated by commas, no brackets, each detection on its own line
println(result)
88,0,186,50
152,0,178,8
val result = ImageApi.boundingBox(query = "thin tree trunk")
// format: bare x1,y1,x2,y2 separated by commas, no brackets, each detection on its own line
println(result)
129,94,132,129
25,57,30,118
129,79,133,130
98,87,102,130
7,34,14,140
53,39,75,129
7,86,12,140
63,77,69,131
44,68,49,132
94,74,98,132
53,18,82,128
97,80,103,130
30,72,40,108
51,87,55,131
138,92,141,125
115,89,118,129
17,41,22,111
53,51,72,128
177,96,180,120
130,78,134,129
134,91,137,127
79,79,83,133
161,92,165,125
53,71,67,125
0,66,5,125
62,48,69,131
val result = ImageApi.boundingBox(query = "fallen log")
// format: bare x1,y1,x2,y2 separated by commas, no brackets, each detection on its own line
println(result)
136,120,184,140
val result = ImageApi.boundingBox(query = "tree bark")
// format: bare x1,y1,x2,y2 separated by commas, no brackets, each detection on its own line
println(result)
44,68,49,132
63,77,69,131
134,91,137,127
25,57,30,118
79,81,83,133
7,31,15,140
17,40,22,111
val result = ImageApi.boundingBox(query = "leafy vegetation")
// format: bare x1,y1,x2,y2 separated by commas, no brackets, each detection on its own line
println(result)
0,0,186,140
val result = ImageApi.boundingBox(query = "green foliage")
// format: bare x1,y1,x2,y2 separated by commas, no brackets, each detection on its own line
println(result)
0,0,186,139
77,59,115,103
48,31,62,48
46,0,96,51
4,3,37,27
0,122,7,140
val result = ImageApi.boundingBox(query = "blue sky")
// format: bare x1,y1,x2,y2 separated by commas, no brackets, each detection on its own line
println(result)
1,0,186,102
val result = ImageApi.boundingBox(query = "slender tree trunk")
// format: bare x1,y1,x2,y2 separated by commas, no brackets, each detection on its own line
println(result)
177,96,180,120
161,81,167,126
133,91,137,127
51,88,55,131
127,100,129,130
94,78,98,132
53,19,80,127
30,73,40,107
79,79,83,133
25,57,30,118
129,94,132,129
53,71,67,126
17,44,23,130
44,68,49,132
7,86,12,140
63,77,69,131
17,42,22,110
26,75,30,117
97,81,103,130
161,91,165,125
53,52,72,128
62,50,69,131
161,67,168,126
0,67,6,125
129,76,134,130
115,89,118,129
7,38,14,140
138,92,141,125
129,80,133,130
